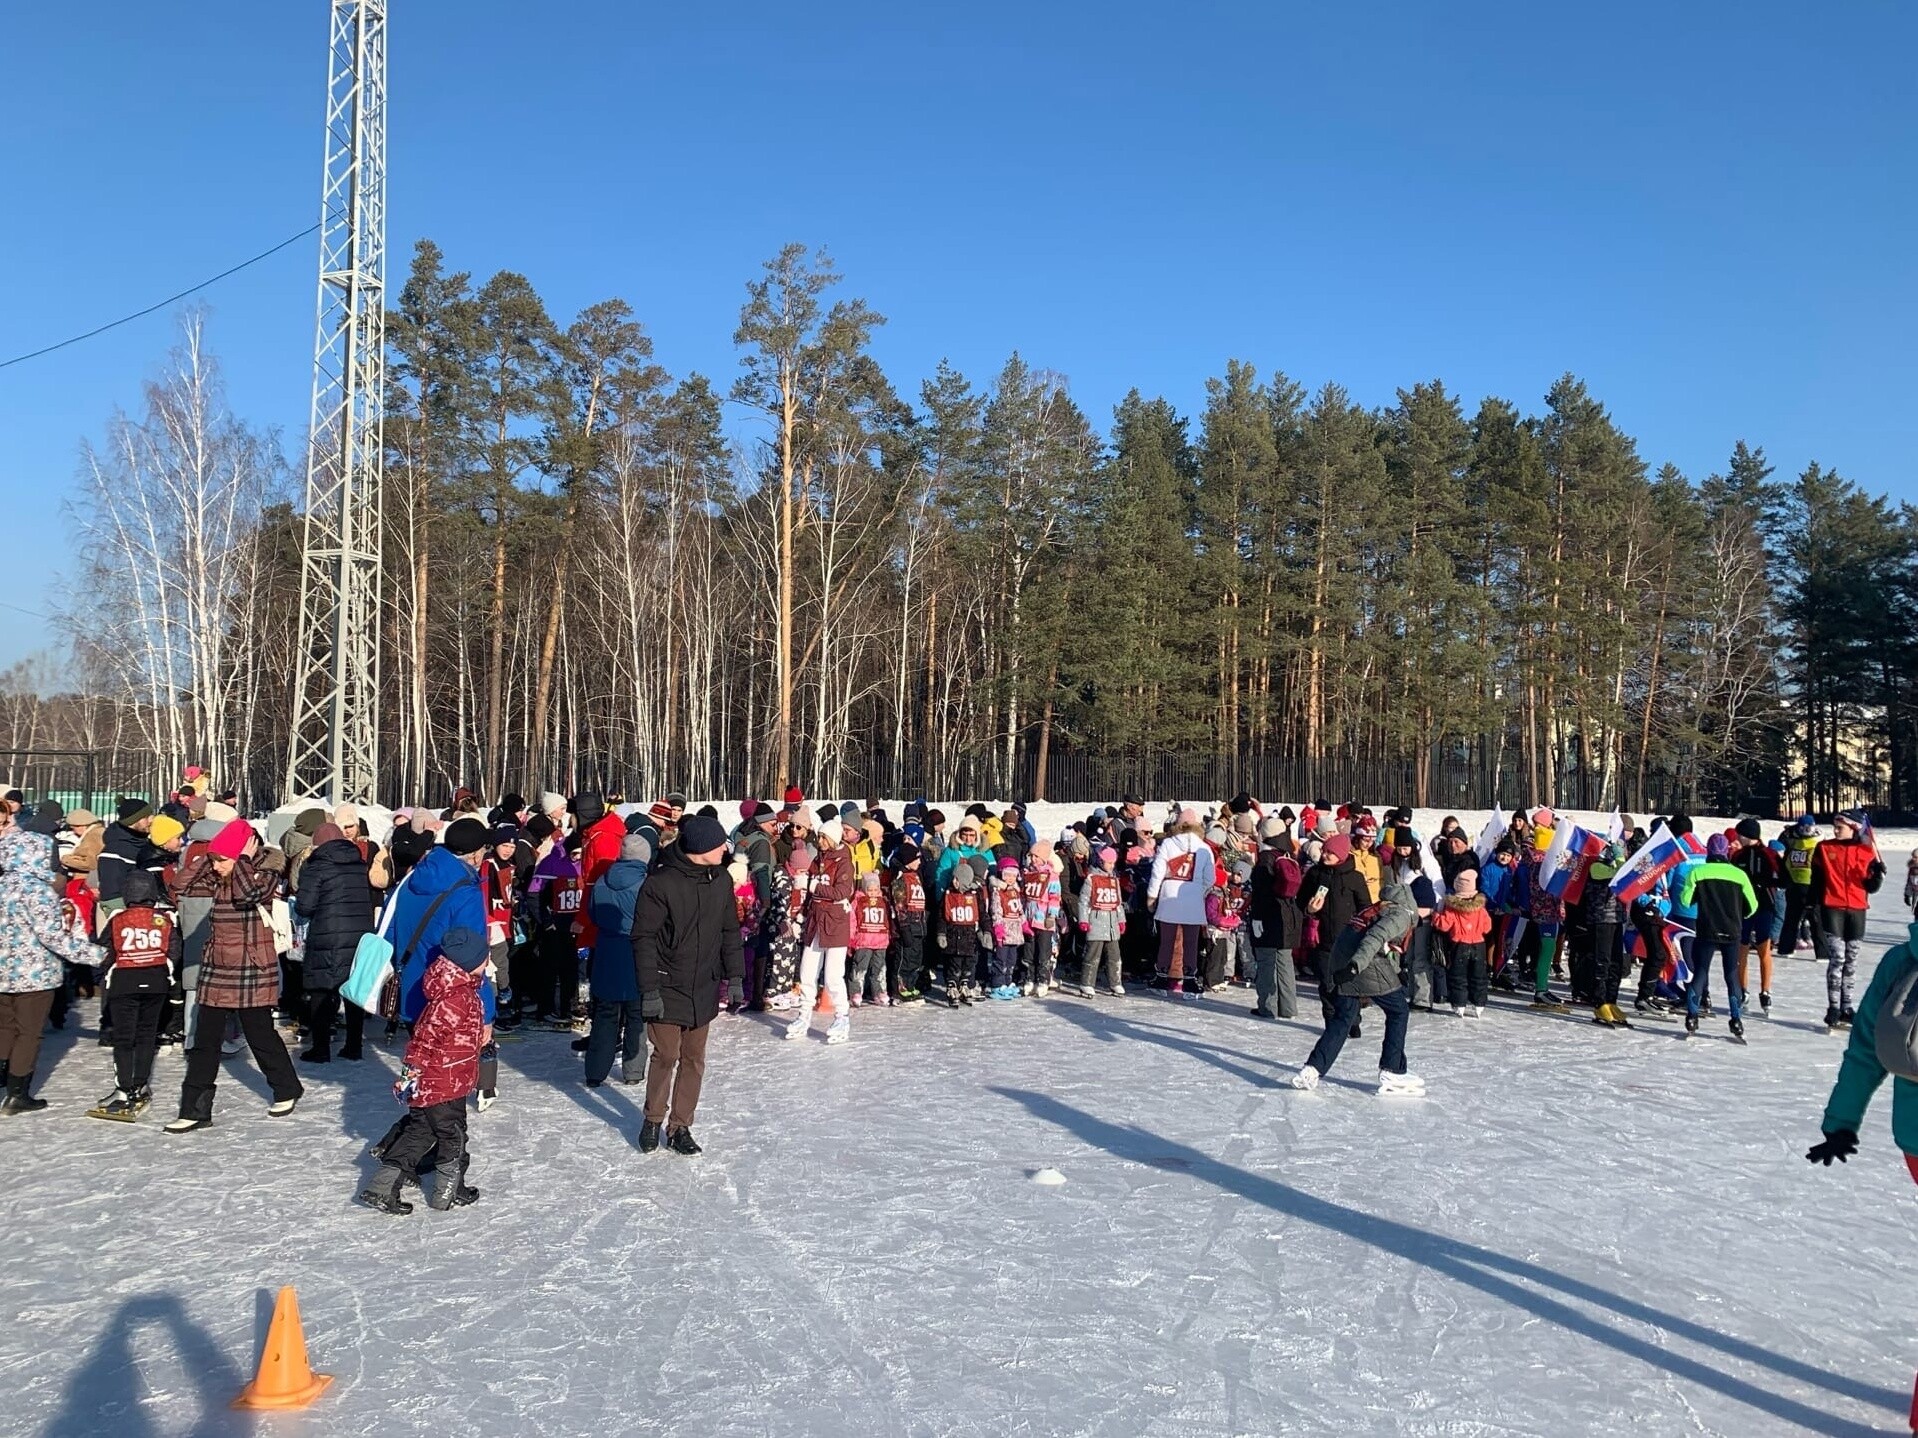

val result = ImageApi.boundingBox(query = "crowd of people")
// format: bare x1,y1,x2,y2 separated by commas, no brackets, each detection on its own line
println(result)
0,778,1903,1216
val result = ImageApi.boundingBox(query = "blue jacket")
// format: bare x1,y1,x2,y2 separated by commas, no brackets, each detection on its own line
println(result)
389,846,492,1025
587,856,648,1003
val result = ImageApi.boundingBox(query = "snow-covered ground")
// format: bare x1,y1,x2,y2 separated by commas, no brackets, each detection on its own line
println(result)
6,822,1918,1436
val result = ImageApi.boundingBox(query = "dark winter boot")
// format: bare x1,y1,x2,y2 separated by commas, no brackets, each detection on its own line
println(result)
2,1074,47,1115
299,1043,331,1064
666,1126,703,1156
1824,1005,1842,1030
638,1120,662,1154
339,1038,363,1061
1839,1008,1856,1028
358,1164,414,1216
426,1168,462,1211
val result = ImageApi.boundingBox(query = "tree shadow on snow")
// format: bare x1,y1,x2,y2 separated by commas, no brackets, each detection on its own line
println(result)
992,1086,1902,1437
38,1292,256,1438
1047,1000,1373,1093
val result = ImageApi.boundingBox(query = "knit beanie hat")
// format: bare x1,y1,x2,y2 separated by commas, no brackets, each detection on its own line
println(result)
1323,834,1353,865
573,792,608,827
312,822,346,847
146,814,185,847
490,823,520,848
539,791,566,815
27,800,65,836
332,802,361,830
208,818,253,861
1707,833,1731,859
439,926,489,972
1454,870,1479,896
118,798,154,825
526,814,557,842
787,843,815,872
1735,817,1763,842
294,807,327,836
895,841,921,867
1096,845,1117,867
678,813,728,858
444,817,489,855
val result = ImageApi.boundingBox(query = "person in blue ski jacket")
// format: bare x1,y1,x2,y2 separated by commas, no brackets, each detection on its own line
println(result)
390,819,494,1028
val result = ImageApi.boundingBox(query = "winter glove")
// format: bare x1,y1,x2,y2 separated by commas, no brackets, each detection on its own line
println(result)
641,992,664,1022
1078,921,1089,934
1805,1128,1858,1166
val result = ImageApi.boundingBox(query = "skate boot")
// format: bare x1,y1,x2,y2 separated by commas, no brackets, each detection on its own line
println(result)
825,1015,850,1045
358,1164,414,1216
1291,1065,1320,1091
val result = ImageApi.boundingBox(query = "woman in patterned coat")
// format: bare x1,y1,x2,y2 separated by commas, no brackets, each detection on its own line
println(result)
0,822,100,1114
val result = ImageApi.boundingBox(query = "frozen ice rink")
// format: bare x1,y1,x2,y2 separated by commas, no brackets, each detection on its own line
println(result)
5,815,1916,1436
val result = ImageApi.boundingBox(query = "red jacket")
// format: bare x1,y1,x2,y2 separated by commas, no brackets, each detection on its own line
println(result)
804,843,855,948
401,956,487,1108
576,815,628,944
1814,837,1881,912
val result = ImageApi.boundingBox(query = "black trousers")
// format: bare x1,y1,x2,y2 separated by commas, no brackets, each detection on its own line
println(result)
178,1005,302,1120
111,990,168,1093
533,928,578,1018
895,921,927,993
385,1099,469,1179
305,985,366,1057
1780,883,1810,955
1632,910,1671,1002
1592,921,1624,1006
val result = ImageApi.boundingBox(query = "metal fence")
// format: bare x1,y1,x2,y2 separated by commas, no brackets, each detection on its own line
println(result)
0,749,173,816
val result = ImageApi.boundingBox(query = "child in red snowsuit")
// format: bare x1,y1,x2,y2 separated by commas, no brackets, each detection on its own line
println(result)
359,926,489,1215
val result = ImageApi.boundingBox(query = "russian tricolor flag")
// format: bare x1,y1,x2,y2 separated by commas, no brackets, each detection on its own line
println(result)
1542,825,1606,906
1609,822,1686,905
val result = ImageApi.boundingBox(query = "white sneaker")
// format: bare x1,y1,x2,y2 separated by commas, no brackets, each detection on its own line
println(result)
266,1098,298,1117
1377,1071,1426,1097
825,1016,850,1045
1291,1065,1320,1091
783,1012,809,1041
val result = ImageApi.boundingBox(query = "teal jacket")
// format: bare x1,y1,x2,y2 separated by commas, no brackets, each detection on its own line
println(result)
1822,926,1918,1155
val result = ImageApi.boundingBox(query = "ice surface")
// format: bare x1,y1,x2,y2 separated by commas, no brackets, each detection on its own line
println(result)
5,814,1916,1437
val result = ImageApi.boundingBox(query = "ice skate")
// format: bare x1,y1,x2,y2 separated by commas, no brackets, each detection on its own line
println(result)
1291,1065,1320,1091
266,1097,298,1118
783,1010,810,1040
87,1090,136,1122
825,1014,851,1044
1377,1070,1426,1097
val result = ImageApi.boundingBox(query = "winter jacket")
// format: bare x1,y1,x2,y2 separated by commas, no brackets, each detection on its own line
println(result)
990,879,1027,946
1782,831,1818,888
803,843,855,949
1584,862,1623,925
1823,930,1918,1155
1676,860,1758,944
890,867,930,932
1431,894,1493,950
172,852,280,1009
1328,884,1419,998
0,826,97,992
528,846,584,929
1245,851,1304,952
630,845,745,1028
1148,832,1216,926
1350,846,1382,904
401,955,487,1108
1021,863,1062,932
1300,860,1371,956
576,814,629,945
1077,870,1126,942
851,891,892,949
1479,858,1519,910
292,838,376,990
735,826,775,909
389,847,492,1026
1734,843,1782,899
586,856,648,1004
96,821,149,906
933,842,990,895
1814,837,1883,913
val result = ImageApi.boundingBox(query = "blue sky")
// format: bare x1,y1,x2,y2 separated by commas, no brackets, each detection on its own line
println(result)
2,1,1912,669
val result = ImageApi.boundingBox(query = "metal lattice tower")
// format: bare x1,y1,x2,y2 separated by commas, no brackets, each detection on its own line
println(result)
286,0,386,806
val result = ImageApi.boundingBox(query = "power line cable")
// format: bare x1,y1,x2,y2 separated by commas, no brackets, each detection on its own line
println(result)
0,223,319,372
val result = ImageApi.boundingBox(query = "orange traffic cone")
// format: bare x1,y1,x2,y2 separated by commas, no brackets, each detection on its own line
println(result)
814,987,834,1015
232,1286,333,1410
